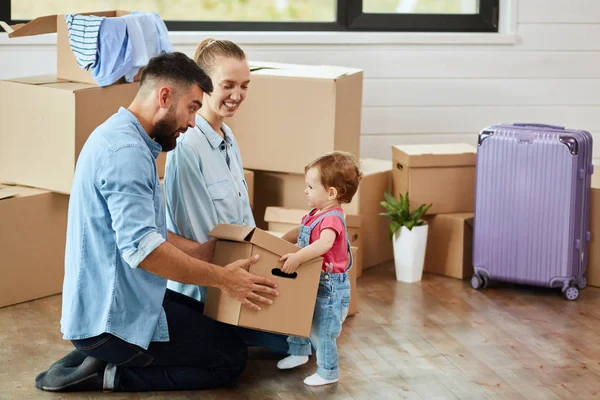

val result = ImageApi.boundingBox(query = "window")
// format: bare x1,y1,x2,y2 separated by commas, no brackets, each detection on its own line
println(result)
1,0,499,33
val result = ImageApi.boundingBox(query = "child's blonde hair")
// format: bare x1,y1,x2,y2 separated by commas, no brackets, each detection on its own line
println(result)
305,151,362,204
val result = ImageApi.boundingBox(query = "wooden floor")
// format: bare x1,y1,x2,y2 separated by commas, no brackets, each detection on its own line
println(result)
2,262,600,399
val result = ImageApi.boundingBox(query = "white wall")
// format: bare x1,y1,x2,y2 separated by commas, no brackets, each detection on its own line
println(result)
1,0,599,164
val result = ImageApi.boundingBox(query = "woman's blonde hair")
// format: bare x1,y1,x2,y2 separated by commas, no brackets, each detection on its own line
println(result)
194,38,246,75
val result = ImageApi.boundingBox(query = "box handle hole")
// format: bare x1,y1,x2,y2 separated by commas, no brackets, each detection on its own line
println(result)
271,268,297,279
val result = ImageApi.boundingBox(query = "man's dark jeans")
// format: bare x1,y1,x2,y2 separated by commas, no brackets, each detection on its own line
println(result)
71,289,248,392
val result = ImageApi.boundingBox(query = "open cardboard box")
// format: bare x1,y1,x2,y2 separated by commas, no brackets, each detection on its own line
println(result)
392,143,477,215
203,224,322,338
0,10,143,85
0,184,68,308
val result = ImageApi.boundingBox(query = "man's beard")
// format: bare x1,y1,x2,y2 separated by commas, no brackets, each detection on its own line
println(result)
150,109,179,152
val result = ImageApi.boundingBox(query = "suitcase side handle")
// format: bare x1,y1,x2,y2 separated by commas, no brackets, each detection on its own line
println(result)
513,123,565,130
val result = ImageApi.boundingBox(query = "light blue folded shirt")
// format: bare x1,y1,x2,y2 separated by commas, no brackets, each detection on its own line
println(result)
122,11,174,82
91,17,132,87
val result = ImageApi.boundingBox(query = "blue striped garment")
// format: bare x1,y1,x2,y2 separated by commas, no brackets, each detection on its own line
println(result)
65,14,105,70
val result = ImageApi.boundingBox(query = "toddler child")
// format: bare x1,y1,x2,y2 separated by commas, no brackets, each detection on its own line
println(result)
276,151,362,386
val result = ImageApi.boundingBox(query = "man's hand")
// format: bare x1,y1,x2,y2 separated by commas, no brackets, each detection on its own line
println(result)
194,239,216,262
280,252,302,274
220,255,280,311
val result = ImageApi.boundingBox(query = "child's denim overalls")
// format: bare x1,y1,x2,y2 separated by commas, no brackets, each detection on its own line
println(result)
287,209,352,380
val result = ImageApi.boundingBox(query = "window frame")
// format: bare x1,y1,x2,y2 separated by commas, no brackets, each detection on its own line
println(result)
0,0,499,33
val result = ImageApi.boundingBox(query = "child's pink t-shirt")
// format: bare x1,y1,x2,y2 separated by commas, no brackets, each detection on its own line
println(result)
302,207,349,274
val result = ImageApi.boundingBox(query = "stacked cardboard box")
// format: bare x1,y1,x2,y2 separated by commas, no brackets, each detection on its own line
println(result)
392,144,478,280
0,11,151,308
0,184,69,308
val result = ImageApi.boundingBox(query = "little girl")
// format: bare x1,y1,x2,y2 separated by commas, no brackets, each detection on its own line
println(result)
276,151,362,386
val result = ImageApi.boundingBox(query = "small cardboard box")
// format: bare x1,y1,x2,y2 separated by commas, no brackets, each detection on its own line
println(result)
587,172,600,287
0,184,68,308
203,224,322,337
253,159,393,270
0,76,140,194
423,213,474,280
225,62,362,174
0,10,141,85
267,230,359,319
263,206,364,277
244,169,255,208
392,144,477,215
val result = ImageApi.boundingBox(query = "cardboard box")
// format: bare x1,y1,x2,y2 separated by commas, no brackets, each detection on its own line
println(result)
0,184,68,308
392,144,477,215
254,159,393,270
423,213,474,280
0,76,140,194
244,169,255,208
225,62,362,173
264,206,364,277
267,230,359,319
203,224,322,337
0,10,141,85
587,172,600,287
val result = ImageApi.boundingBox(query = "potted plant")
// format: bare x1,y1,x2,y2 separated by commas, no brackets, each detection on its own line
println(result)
380,192,432,283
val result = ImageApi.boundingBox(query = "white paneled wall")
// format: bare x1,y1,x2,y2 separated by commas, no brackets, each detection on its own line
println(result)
1,0,599,163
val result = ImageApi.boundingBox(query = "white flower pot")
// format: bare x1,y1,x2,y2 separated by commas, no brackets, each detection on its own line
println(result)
392,224,429,283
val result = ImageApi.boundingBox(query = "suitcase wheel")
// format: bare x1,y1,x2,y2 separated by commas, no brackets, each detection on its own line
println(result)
471,273,488,290
563,286,579,301
577,276,587,290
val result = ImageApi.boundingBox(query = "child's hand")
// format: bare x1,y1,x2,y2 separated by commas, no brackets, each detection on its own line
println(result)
280,253,302,274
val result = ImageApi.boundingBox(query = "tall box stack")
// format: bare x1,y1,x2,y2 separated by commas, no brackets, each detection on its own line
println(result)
392,144,477,280
0,10,164,307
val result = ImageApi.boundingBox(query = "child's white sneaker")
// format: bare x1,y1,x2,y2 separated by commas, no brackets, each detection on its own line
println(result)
303,372,338,386
277,355,309,370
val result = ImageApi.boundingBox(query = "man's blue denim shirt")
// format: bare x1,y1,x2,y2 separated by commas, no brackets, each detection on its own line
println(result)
60,107,169,350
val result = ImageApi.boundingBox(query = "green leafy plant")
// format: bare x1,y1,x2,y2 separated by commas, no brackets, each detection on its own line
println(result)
380,192,432,240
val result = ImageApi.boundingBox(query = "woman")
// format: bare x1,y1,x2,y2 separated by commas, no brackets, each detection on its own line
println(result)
163,38,288,354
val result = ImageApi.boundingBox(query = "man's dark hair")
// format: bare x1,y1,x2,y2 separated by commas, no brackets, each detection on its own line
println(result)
140,51,213,94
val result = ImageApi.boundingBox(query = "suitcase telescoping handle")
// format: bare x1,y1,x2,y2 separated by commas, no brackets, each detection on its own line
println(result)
513,123,565,130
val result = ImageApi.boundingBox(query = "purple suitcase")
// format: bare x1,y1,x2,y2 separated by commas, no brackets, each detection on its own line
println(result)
472,123,593,300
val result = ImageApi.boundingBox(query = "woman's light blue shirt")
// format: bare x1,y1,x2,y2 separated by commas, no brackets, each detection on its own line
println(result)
163,114,255,302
